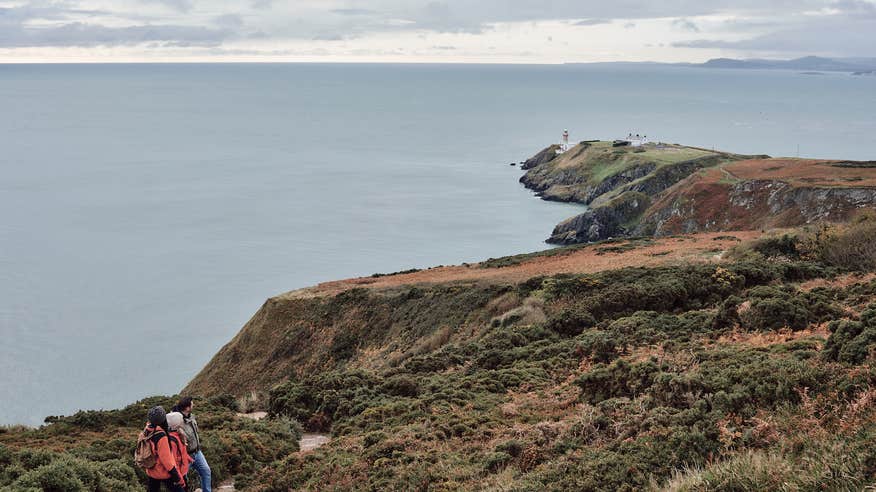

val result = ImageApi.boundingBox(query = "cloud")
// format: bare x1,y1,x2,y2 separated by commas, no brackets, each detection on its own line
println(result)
331,9,378,16
674,21,876,56
0,22,231,48
673,2,876,57
311,33,346,41
214,13,244,29
672,18,700,32
1,0,874,61
143,0,193,13
574,19,610,26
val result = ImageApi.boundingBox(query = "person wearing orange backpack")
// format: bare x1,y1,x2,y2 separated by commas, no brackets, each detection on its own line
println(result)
141,406,187,492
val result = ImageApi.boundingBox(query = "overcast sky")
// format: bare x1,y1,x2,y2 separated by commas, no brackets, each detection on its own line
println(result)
1,0,874,62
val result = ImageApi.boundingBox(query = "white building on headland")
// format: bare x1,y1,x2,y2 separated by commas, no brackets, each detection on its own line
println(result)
624,133,650,147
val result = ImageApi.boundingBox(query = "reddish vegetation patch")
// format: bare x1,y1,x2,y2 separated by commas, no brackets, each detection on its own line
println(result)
291,231,762,297
725,158,876,188
647,168,772,234
800,273,876,291
712,325,830,349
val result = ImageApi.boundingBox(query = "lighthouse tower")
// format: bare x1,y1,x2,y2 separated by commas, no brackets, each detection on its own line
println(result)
562,129,569,151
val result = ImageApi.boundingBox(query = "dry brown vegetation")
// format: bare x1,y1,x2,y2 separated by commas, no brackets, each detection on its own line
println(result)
725,158,876,187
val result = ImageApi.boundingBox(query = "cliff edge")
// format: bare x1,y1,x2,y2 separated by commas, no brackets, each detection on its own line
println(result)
519,141,876,244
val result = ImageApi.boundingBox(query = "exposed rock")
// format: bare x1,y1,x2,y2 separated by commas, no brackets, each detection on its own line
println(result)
548,193,650,244
637,177,876,236
522,143,876,245
520,144,560,170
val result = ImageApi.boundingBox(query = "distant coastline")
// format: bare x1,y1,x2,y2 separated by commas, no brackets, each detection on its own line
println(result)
566,55,876,73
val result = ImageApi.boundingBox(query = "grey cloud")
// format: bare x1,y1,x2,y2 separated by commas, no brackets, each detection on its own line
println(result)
674,16,876,56
0,22,231,47
214,13,244,29
574,19,610,26
360,0,830,30
833,0,876,16
142,0,194,13
3,0,874,59
311,33,346,41
331,9,378,16
672,18,700,32
0,2,233,48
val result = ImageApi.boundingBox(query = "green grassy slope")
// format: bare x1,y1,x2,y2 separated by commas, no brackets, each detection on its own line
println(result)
518,141,748,205
6,222,876,491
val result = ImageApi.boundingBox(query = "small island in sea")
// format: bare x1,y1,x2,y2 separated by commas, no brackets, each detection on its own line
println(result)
5,138,876,491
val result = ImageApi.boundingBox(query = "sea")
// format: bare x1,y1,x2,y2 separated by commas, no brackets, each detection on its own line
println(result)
1,63,874,426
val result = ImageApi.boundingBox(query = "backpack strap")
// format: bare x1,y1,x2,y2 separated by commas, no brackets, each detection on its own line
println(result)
149,430,168,448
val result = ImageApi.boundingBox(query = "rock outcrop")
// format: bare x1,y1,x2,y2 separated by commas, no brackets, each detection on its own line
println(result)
638,172,876,236
548,192,650,244
520,142,876,244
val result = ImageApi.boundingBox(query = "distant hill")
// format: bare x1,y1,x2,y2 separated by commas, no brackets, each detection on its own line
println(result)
565,56,876,73
698,56,876,72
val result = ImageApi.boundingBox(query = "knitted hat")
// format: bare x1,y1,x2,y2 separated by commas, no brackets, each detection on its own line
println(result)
147,406,167,427
166,411,184,431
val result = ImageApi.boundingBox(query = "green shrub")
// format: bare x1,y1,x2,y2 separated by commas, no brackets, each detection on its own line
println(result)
330,331,359,360
9,455,139,492
379,375,419,397
484,452,512,473
546,307,596,336
738,286,840,331
823,305,876,364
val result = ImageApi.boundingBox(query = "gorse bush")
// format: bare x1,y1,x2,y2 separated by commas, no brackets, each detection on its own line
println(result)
823,304,876,364
798,211,876,270
0,451,139,492
0,397,301,492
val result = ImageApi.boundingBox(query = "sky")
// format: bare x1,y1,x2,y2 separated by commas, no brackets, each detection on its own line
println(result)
0,0,874,63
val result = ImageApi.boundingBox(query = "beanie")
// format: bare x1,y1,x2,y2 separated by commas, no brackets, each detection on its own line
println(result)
147,405,167,427
166,411,184,431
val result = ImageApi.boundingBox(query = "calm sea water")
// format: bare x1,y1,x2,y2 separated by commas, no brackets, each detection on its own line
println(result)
1,63,874,425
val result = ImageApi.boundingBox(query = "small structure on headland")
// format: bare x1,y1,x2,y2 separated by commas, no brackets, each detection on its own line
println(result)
616,132,650,147
556,129,571,154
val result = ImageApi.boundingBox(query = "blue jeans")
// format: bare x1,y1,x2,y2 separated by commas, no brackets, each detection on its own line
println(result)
191,450,212,492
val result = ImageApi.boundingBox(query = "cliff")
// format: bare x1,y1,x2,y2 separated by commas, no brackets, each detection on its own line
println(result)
520,141,876,244
638,160,876,236
176,221,876,490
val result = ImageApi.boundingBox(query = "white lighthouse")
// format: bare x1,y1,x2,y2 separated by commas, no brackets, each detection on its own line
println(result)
558,129,570,153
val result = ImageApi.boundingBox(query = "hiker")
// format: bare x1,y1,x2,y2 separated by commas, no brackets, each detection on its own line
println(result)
173,396,212,492
137,406,186,492
166,412,194,479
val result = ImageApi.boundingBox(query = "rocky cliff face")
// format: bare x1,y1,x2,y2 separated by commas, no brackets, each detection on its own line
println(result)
519,141,754,243
520,144,560,170
638,173,876,236
520,142,876,244
548,192,650,244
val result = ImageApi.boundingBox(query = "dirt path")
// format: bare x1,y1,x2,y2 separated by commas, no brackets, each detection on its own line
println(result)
283,231,762,299
300,433,331,452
